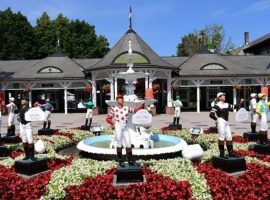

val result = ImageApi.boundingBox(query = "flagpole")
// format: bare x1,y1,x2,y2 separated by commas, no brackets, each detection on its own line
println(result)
129,6,132,29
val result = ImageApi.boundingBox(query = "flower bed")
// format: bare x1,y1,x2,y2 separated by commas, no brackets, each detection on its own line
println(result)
0,128,269,199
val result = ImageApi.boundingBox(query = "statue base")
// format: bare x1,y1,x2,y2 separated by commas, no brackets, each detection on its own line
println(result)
253,143,270,154
114,162,144,187
243,132,261,141
0,145,9,157
1,135,21,143
38,128,57,135
212,156,246,173
168,124,182,130
15,158,48,176
80,125,91,131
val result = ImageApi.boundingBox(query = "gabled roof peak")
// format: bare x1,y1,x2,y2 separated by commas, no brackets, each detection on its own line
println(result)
125,28,137,35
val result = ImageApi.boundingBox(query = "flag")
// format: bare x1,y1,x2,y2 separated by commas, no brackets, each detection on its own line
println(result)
129,6,132,19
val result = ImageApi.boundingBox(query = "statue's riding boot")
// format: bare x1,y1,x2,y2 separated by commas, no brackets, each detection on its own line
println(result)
126,147,136,166
89,118,92,127
259,131,268,144
22,142,29,160
226,141,236,157
176,117,180,125
251,122,256,133
117,147,125,168
218,140,225,158
47,120,51,129
11,125,15,136
28,143,37,161
43,121,47,129
173,117,176,124
85,119,88,126
7,126,12,137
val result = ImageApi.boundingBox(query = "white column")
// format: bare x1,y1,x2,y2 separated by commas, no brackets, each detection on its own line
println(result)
92,81,97,106
233,87,237,113
29,91,32,107
64,88,68,114
145,77,149,89
197,86,200,113
114,78,118,100
110,79,114,100
167,78,172,107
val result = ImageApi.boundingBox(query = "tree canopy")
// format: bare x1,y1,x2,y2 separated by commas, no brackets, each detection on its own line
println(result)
0,8,110,60
177,24,234,56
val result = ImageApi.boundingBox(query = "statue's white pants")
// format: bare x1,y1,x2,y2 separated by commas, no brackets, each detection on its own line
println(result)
44,111,51,121
174,108,180,117
86,109,93,119
217,118,232,141
259,113,268,131
8,113,15,126
115,123,131,148
20,123,33,144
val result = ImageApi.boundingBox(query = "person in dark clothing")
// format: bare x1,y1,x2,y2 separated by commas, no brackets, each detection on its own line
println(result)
209,92,236,158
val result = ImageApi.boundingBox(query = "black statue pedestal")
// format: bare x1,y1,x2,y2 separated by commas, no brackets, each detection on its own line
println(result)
0,145,9,158
38,128,57,135
212,156,246,174
15,158,48,176
253,143,270,155
113,162,145,188
243,132,261,141
1,135,21,143
80,125,91,131
168,124,182,130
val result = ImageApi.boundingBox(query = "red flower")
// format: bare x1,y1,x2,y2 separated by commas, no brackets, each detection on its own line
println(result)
65,167,193,199
194,161,270,199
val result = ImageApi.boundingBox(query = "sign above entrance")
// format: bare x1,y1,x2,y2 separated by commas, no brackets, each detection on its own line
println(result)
25,107,45,121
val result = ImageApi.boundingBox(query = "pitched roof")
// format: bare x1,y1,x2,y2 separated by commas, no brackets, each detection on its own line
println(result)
162,56,189,67
243,33,270,51
14,52,85,80
178,53,270,77
86,28,173,71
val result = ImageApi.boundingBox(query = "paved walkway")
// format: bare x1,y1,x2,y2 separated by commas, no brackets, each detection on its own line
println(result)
0,112,253,136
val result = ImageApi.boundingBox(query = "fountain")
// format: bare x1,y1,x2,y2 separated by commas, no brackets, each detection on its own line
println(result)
77,40,188,160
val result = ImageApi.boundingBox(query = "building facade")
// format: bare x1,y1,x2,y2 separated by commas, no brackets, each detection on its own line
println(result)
1,28,270,114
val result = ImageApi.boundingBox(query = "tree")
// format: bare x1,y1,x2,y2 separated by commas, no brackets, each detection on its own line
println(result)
177,24,233,56
34,12,56,58
34,13,110,58
0,8,35,60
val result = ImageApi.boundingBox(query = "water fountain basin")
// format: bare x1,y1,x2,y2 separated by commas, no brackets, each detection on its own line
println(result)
77,134,188,160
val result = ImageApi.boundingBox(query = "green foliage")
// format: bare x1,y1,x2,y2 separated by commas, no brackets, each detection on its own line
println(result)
0,8,36,60
177,24,234,56
34,12,56,58
0,8,110,60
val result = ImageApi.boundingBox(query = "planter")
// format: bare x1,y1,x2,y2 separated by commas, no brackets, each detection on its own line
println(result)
166,107,174,115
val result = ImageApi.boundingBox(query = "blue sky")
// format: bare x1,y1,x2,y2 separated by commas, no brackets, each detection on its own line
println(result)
0,0,269,56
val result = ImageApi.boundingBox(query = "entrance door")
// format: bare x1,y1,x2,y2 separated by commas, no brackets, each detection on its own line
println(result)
206,87,220,108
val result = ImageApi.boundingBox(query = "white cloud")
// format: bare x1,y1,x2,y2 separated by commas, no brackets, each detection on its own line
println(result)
234,0,270,16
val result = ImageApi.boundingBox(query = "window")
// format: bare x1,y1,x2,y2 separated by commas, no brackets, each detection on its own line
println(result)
201,63,227,70
113,52,150,64
38,66,63,73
